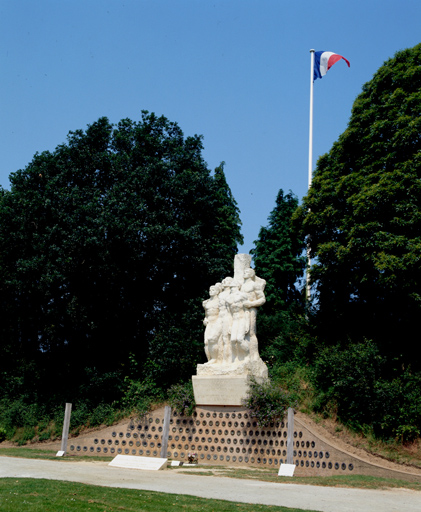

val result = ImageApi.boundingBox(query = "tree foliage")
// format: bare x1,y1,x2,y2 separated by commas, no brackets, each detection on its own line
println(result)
314,340,421,441
298,43,421,367
250,189,306,355
252,189,305,312
0,111,243,401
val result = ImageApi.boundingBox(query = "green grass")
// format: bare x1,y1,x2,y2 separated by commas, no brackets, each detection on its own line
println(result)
0,447,113,462
0,478,316,512
177,466,421,490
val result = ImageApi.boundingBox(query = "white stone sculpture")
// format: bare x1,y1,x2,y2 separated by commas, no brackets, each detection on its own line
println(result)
225,279,249,362
202,283,222,364
241,268,266,362
196,254,268,381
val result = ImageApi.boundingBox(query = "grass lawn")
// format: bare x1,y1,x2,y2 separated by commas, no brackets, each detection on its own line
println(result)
0,478,317,512
0,447,113,462
176,466,421,490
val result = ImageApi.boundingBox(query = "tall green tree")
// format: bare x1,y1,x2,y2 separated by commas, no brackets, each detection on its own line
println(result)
211,162,243,268
251,189,306,355
252,189,305,312
298,43,421,367
0,112,243,400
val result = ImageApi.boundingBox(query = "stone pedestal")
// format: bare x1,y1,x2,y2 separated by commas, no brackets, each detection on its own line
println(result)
192,358,268,406
192,375,250,406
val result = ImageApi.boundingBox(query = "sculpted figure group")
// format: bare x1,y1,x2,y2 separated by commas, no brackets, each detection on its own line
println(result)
202,267,266,366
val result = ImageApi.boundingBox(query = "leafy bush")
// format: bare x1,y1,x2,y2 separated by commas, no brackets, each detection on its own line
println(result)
167,381,196,417
67,402,88,430
314,340,384,424
89,403,117,427
313,340,421,441
260,307,314,365
0,426,6,442
15,426,36,446
269,361,315,412
78,368,124,405
122,378,164,418
242,377,294,428
38,429,54,442
68,401,118,430
0,398,40,430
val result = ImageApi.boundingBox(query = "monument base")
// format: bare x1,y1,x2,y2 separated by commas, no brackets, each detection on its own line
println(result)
196,358,268,378
192,375,259,406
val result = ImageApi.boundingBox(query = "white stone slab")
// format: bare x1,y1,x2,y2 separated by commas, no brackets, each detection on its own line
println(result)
55,450,65,457
170,461,182,466
278,463,295,477
109,454,167,471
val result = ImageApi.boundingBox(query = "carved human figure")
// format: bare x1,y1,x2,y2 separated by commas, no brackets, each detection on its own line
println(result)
197,256,268,381
218,277,234,363
241,268,266,361
201,265,266,367
225,280,250,363
202,283,223,364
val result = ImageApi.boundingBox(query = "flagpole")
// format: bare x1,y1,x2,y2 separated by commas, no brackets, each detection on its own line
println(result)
306,49,315,302
308,49,314,189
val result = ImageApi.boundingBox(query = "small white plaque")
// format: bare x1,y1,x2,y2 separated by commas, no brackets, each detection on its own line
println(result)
109,454,167,471
278,463,295,477
171,461,182,466
56,450,65,457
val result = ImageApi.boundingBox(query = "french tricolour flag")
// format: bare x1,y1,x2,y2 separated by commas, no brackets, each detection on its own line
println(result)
314,51,350,81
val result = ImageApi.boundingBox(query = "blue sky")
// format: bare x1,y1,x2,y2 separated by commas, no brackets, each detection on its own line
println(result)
1,0,420,253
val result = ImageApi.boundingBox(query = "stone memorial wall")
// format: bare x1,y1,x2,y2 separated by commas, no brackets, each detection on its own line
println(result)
66,405,418,480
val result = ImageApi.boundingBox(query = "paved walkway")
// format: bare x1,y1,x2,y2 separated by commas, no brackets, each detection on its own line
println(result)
1,456,420,512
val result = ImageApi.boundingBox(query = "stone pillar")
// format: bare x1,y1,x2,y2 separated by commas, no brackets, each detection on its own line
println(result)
160,406,171,458
60,403,72,455
287,407,295,464
233,253,252,286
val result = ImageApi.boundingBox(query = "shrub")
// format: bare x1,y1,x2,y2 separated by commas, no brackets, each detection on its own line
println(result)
38,429,53,442
270,362,313,400
0,398,40,430
313,340,384,425
14,426,36,446
89,403,116,427
313,340,421,441
122,378,164,417
260,308,314,367
69,402,90,429
167,381,196,417
242,377,294,428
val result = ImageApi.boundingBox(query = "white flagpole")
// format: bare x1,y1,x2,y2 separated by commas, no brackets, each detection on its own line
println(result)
308,49,315,188
306,49,315,302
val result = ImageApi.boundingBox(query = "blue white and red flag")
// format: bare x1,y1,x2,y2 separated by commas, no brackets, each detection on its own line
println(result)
314,51,350,80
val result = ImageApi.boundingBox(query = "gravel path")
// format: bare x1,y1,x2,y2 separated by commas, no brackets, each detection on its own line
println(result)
1,456,420,512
